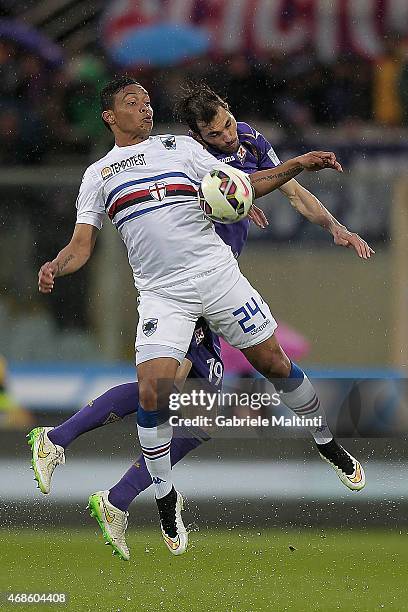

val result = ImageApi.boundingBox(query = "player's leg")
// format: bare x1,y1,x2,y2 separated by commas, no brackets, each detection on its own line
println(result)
89,428,209,560
202,264,365,491
34,363,189,450
49,383,139,447
108,428,209,511
242,336,333,444
136,353,188,555
27,384,138,493
108,320,221,511
87,356,187,562
133,286,200,555
27,382,139,494
91,322,221,560
136,356,180,494
90,350,188,558
242,336,365,490
29,355,211,496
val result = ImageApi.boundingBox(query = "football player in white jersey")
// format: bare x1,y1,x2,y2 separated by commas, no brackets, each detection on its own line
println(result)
38,76,370,556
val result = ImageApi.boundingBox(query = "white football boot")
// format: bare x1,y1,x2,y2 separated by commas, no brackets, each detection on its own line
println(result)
88,490,130,561
156,487,188,555
27,427,65,494
316,439,366,491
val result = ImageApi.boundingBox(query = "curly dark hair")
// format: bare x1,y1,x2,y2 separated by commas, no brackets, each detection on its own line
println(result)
174,82,229,133
100,75,143,131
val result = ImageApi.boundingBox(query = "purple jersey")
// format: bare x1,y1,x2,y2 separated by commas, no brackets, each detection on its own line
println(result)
208,122,281,258
186,124,279,387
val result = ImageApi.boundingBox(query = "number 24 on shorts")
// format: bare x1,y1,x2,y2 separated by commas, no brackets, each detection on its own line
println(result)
232,298,266,333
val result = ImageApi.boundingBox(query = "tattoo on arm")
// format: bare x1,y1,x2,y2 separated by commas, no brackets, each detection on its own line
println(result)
251,166,302,184
56,254,74,276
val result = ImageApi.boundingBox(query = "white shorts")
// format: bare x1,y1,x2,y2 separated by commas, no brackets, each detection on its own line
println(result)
135,261,277,361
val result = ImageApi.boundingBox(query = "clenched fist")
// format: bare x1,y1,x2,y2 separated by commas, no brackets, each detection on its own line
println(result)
296,151,343,173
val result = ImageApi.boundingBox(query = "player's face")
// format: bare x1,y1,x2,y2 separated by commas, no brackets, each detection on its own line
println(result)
109,85,153,137
197,107,239,153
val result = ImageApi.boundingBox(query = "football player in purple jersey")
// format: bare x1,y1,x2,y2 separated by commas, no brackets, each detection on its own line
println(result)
178,82,370,261
29,79,372,560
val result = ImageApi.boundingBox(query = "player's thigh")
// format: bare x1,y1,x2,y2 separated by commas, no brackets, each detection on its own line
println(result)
136,290,198,355
136,290,198,410
204,272,277,350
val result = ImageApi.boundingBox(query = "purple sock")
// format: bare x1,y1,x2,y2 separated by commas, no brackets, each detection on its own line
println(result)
108,427,206,511
48,383,139,449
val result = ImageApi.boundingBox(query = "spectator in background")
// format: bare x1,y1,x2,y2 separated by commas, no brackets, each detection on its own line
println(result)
324,58,347,124
0,355,33,430
324,55,372,126
222,54,260,120
15,52,46,110
373,35,403,126
152,66,185,123
0,103,20,164
254,50,288,126
0,100,46,164
301,60,329,125
352,56,373,123
62,55,109,153
0,30,403,159
0,39,19,98
0,39,47,163
277,43,322,132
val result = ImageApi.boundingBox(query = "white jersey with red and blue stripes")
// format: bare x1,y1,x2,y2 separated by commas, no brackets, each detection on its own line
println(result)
76,135,235,291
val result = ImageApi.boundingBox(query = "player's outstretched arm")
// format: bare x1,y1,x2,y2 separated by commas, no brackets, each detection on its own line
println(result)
279,179,374,259
249,151,342,199
38,223,99,293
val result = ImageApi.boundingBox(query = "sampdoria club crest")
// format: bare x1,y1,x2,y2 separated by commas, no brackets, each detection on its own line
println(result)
149,182,167,201
160,135,176,150
142,318,158,336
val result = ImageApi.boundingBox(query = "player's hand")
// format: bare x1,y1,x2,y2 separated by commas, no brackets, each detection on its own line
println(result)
248,204,269,229
331,225,375,259
296,151,343,173
38,261,57,293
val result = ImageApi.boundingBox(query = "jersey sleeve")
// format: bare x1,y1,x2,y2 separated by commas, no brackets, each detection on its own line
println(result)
256,130,281,170
186,138,232,181
75,166,105,229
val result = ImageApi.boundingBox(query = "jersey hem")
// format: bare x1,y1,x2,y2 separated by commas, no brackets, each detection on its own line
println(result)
136,257,238,292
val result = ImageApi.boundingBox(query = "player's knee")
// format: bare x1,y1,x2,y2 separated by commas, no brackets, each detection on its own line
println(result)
139,378,174,411
257,347,290,379
138,379,158,411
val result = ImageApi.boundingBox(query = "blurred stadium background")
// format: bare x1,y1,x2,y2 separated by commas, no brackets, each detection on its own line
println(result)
1,1,408,610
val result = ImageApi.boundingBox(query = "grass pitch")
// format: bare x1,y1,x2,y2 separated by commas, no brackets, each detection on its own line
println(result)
1,527,407,612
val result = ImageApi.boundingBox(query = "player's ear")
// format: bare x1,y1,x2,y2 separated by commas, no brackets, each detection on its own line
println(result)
102,110,115,127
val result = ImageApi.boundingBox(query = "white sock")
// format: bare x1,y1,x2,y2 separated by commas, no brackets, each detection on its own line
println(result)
137,420,173,499
280,375,333,444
